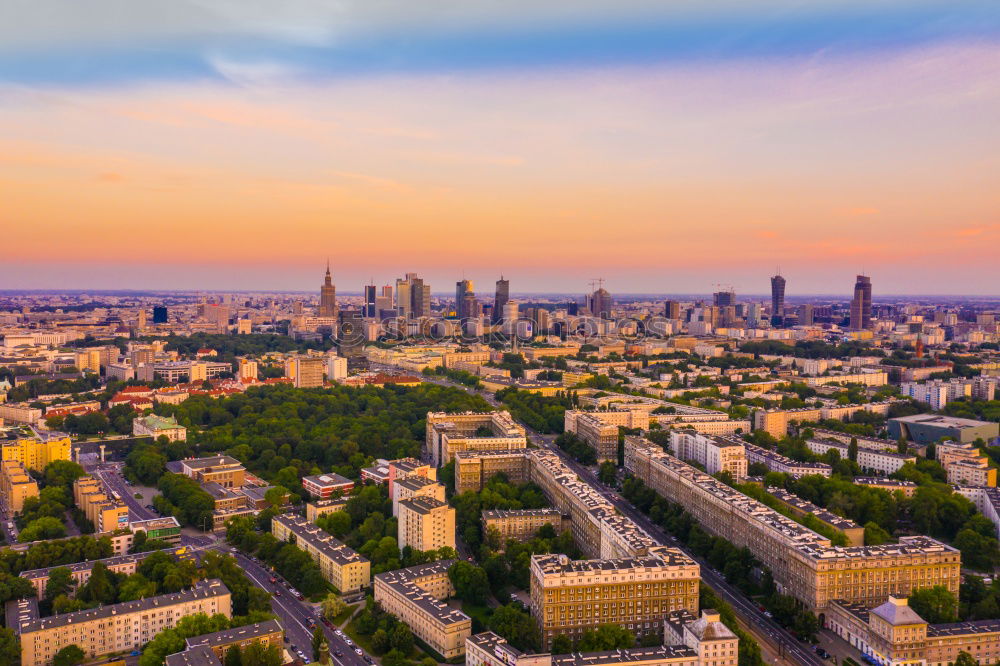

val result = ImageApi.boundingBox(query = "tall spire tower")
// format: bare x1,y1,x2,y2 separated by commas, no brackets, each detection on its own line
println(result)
319,260,338,318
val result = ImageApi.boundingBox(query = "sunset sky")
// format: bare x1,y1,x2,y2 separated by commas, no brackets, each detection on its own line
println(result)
2,1,999,295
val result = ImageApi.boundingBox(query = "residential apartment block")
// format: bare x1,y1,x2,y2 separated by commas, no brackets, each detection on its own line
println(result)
564,409,648,461
668,431,747,479
466,608,738,666
0,460,38,514
744,442,832,478
625,437,961,612
804,438,916,475
305,498,349,523
397,495,456,552
271,514,370,593
529,551,701,649
454,450,530,494
166,620,284,666
392,476,445,516
1,429,71,471
425,411,527,466
372,560,471,659
73,475,130,532
482,508,566,543
21,548,183,599
827,596,1000,666
937,442,997,488
12,579,231,666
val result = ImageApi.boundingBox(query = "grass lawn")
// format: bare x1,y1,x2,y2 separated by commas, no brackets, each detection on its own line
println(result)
344,616,436,663
331,603,358,627
461,601,493,632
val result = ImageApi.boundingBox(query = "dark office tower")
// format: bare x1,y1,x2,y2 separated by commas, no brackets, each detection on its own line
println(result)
363,284,377,318
456,279,473,318
493,277,510,324
664,300,681,319
319,261,338,318
589,288,613,319
411,275,431,317
152,306,168,324
798,303,815,326
713,290,735,307
770,274,786,326
850,275,873,330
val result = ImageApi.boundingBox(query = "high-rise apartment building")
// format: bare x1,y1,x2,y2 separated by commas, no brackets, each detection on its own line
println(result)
319,262,338,318
850,274,872,330
285,355,325,388
397,495,456,552
493,277,510,324
770,274,786,326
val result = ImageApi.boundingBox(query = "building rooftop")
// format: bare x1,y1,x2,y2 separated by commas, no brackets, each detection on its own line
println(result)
20,548,182,581
395,476,438,492
13,579,229,634
482,508,562,520
164,645,221,666
134,414,182,430
870,597,927,627
374,559,470,627
185,619,284,650
891,413,996,429
398,495,448,515
272,514,368,567
302,472,354,488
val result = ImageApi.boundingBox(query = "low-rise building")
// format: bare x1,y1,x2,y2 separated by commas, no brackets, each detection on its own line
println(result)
166,620,284,666
826,596,1000,666
767,487,865,546
373,560,471,659
73,475,130,532
12,579,231,666
482,508,566,543
804,437,916,475
744,442,831,478
167,456,246,488
398,495,456,552
21,548,183,599
302,472,355,499
888,413,1000,446
853,477,918,498
305,498,349,523
132,414,187,441
271,514,370,593
425,411,527,466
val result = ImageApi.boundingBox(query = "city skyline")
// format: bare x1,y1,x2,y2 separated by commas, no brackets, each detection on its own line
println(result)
2,2,1000,293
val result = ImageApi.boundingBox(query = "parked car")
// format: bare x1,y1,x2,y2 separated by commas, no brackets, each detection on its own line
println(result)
816,648,831,659
355,648,364,656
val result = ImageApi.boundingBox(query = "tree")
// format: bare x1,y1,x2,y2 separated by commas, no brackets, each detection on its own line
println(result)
577,624,635,651
551,635,573,654
448,561,491,605
241,641,283,666
598,461,618,486
264,486,289,508
371,629,390,654
864,522,892,546
847,438,858,462
321,593,348,622
390,623,413,653
909,586,958,624
0,628,20,666
224,645,243,666
52,645,85,666
77,561,117,605
19,516,67,542
953,652,977,666
44,566,75,602
312,625,327,662
488,604,540,652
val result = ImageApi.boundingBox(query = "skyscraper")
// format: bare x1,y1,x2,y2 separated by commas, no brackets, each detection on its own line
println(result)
375,285,394,318
396,273,431,318
319,262,337,318
363,284,377,318
770,274,786,326
588,287,612,319
664,300,681,319
713,290,735,307
493,277,509,324
850,275,872,330
456,279,474,319
152,306,168,324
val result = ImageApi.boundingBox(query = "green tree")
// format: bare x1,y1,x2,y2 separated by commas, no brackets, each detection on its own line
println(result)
598,461,618,486
488,604,540,652
909,586,958,624
389,623,413,653
953,651,977,666
0,628,20,666
551,635,573,654
321,593,348,622
371,628,390,654
577,624,635,651
224,645,242,666
44,566,75,602
241,641,283,666
448,561,491,605
52,645,85,666
19,516,67,542
863,522,892,546
77,561,117,605
312,625,326,662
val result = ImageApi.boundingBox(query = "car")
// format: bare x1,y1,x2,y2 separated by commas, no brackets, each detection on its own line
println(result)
335,629,344,637
283,637,289,644
291,646,297,653
363,656,373,664
270,577,277,584
763,611,772,618
334,651,343,658
816,648,831,659
344,639,354,647
274,590,281,597
354,648,364,656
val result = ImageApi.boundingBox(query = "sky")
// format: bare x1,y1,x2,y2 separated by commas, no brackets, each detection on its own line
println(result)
1,1,999,296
